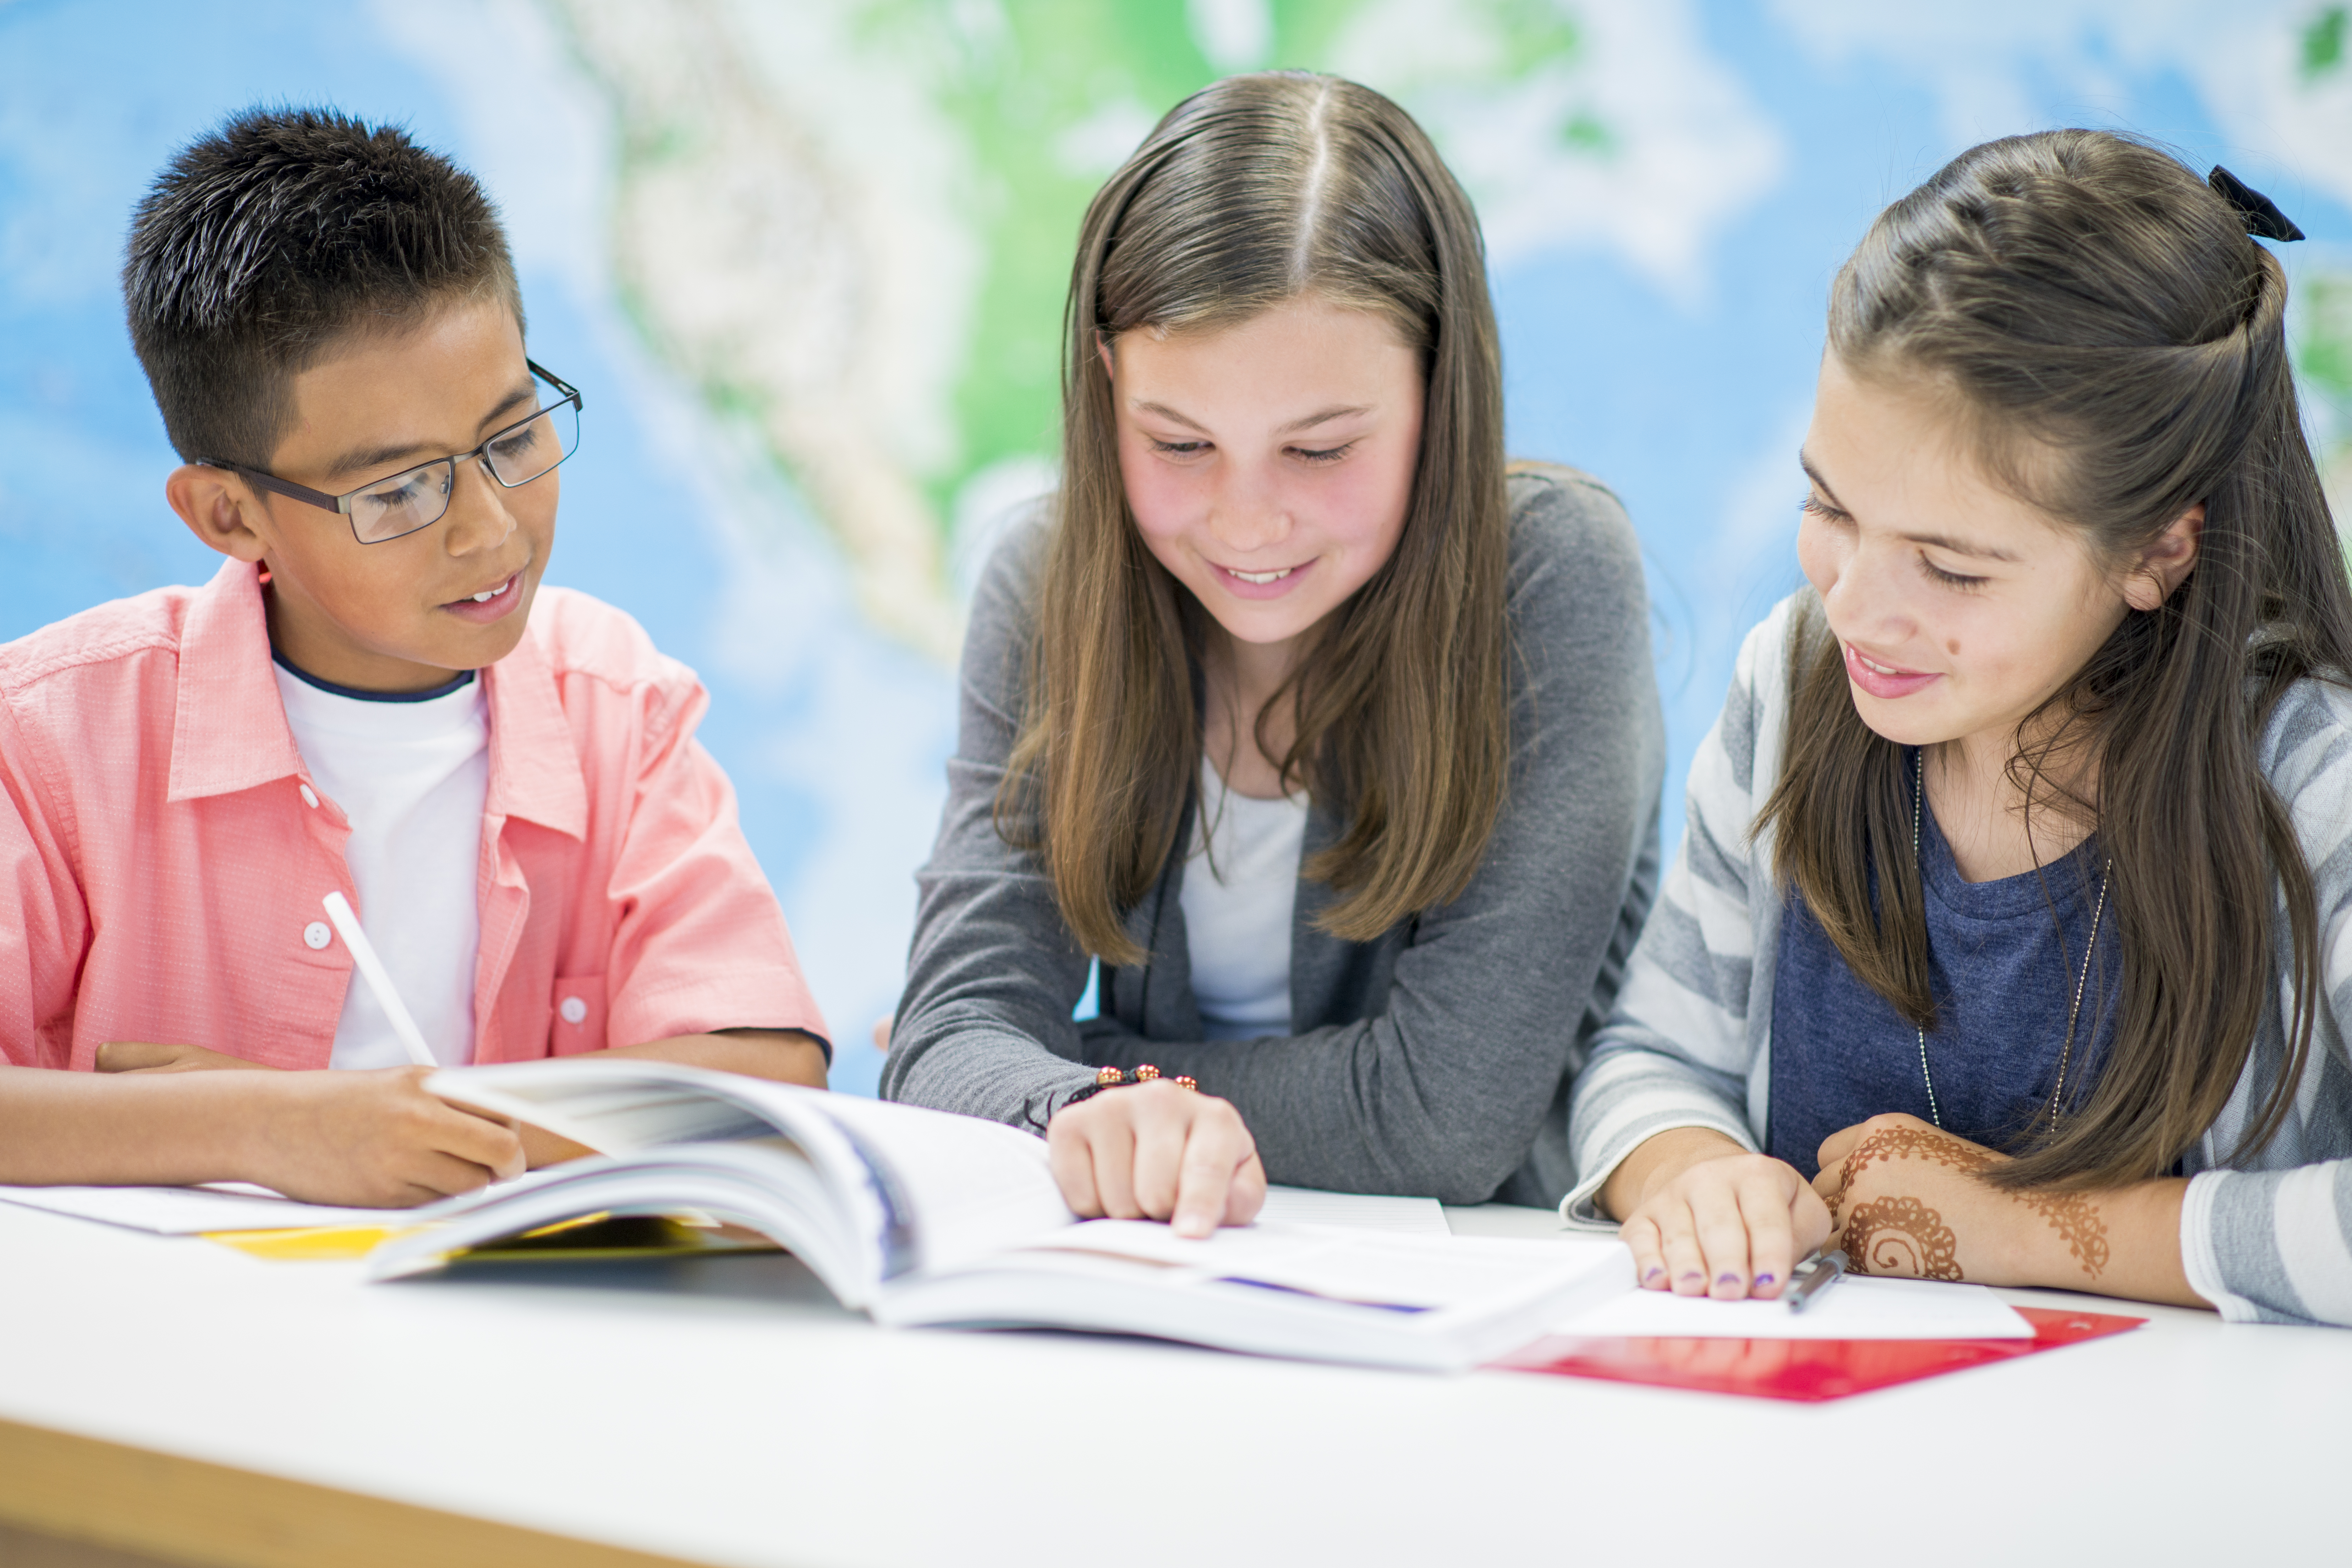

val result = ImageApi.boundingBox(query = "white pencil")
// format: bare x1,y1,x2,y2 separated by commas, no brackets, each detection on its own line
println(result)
320,891,439,1068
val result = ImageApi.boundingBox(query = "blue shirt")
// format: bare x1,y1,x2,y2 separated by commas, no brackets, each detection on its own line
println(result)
1767,784,2120,1178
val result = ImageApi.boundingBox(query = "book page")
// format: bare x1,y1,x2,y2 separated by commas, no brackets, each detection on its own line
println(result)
1252,1187,1449,1235
810,1093,1074,1277
366,1142,875,1298
877,1226,1630,1370
1548,1274,2034,1339
1015,1222,1624,1310
422,1063,1074,1289
425,1061,783,1152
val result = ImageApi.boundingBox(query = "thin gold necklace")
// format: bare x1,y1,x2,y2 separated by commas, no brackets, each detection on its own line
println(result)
1909,750,2109,1135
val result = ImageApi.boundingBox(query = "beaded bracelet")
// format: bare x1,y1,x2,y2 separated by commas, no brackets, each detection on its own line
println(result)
1059,1063,1197,1109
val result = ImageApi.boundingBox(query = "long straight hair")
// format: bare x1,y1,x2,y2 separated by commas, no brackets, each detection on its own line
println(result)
1001,72,1511,967
1760,130,2352,1190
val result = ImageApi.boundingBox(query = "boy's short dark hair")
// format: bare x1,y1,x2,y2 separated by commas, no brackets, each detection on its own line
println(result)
124,106,524,470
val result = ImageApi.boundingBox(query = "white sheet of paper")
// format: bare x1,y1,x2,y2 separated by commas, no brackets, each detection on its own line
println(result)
1252,1186,1451,1236
1548,1274,2035,1340
0,1184,400,1235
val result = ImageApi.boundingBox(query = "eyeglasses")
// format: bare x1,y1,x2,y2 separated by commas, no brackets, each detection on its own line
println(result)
200,362,583,545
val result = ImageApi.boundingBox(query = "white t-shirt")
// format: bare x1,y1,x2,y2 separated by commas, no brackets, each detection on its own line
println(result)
274,658,489,1070
1179,757,1310,1041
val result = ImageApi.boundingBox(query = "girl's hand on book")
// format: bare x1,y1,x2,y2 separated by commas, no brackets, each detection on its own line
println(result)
246,1067,528,1208
1047,1081,1267,1239
1612,1130,1830,1300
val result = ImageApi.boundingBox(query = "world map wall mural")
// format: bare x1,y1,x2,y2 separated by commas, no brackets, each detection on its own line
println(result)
5,0,2350,1091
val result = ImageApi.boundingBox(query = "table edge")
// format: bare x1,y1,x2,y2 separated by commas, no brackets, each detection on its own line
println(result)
0,1415,717,1568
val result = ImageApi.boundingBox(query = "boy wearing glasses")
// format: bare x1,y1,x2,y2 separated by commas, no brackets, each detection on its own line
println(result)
0,109,829,1205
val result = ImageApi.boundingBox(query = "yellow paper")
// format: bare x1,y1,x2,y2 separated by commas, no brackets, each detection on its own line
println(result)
204,1224,415,1260
203,1210,776,1263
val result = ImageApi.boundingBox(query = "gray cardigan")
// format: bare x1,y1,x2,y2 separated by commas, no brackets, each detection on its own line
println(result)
883,466,1665,1206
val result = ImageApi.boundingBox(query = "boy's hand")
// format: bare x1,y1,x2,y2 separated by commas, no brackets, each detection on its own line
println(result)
1047,1081,1266,1238
102,1042,594,1179
246,1067,527,1207
427,1092,598,1173
97,1041,276,1074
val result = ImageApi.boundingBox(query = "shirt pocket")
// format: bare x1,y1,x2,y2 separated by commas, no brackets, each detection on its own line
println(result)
548,974,608,1056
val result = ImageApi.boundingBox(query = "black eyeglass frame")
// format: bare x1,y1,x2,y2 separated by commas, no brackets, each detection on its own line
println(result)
197,361,585,545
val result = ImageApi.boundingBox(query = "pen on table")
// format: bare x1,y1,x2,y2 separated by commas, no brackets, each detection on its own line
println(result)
319,891,439,1069
1783,1248,1849,1314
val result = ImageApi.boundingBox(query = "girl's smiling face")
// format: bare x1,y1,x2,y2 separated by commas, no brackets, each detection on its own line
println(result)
1796,351,2195,755
1107,294,1424,660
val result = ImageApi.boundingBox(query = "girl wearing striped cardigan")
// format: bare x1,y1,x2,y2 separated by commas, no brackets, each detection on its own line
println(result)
1571,131,2352,1326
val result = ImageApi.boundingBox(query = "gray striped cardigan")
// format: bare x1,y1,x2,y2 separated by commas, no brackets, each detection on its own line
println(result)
1564,595,2352,1326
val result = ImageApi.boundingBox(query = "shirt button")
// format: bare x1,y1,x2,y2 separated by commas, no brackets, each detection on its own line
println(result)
559,996,588,1025
299,783,320,808
303,921,333,951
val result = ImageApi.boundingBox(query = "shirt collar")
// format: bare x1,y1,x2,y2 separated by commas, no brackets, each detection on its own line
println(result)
481,613,589,841
167,558,308,803
166,556,588,841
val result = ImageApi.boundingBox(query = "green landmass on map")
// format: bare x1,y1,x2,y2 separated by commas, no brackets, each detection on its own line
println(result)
544,0,1605,653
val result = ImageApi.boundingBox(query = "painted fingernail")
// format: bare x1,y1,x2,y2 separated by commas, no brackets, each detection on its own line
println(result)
1717,1272,1743,1285
1753,1273,1777,1288
1679,1270,1704,1282
1642,1266,1665,1283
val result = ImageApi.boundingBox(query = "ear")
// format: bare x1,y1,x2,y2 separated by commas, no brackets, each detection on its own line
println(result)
1095,332,1116,383
164,465,272,565
2122,502,2203,613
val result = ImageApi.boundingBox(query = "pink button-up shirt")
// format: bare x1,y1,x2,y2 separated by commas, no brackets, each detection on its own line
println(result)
0,557,827,1069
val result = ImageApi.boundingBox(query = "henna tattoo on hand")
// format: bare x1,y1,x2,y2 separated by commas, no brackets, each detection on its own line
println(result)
1840,1195,1966,1281
1824,1126,1995,1224
1827,1123,2113,1283
2022,1190,2111,1279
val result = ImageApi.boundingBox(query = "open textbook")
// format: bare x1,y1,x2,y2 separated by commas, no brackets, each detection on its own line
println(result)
0,1061,2040,1361
345,1060,1626,1372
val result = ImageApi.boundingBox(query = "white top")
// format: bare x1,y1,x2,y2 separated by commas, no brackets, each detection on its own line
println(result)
274,660,489,1070
1179,757,1309,1041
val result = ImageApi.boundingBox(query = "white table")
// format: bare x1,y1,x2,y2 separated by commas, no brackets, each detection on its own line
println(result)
0,1198,2341,1567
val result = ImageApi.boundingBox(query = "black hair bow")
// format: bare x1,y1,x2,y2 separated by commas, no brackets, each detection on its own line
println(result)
2209,166,2305,243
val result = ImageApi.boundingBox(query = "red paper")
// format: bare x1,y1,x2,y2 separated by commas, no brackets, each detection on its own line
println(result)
1487,1306,2144,1403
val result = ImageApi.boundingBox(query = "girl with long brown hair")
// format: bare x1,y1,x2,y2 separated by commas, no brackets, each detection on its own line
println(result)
1571,130,2352,1324
883,72,1664,1230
